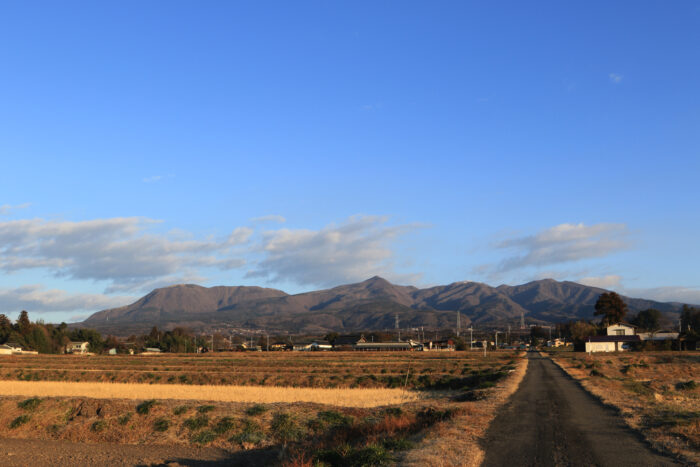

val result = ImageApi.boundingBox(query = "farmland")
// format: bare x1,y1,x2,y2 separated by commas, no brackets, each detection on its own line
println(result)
550,351,700,465
0,351,526,465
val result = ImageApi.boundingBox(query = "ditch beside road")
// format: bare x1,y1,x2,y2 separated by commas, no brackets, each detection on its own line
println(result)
480,352,681,467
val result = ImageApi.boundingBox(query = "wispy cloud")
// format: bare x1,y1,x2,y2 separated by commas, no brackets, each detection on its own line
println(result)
477,223,629,276
609,73,623,84
0,203,31,215
0,217,248,293
0,285,134,315
578,275,623,289
247,215,423,287
251,215,286,224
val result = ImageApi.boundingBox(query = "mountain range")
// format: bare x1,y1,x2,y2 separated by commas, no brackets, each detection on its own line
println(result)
81,277,688,335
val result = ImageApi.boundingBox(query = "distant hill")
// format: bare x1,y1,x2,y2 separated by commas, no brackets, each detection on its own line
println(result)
82,277,689,335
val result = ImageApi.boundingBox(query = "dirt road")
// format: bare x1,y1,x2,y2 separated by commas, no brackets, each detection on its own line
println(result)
0,437,277,466
481,353,680,467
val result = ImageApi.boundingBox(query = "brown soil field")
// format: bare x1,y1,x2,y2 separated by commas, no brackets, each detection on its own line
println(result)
550,351,700,465
0,350,525,466
0,351,512,390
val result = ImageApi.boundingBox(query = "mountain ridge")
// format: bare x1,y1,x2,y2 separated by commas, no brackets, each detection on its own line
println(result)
82,277,689,335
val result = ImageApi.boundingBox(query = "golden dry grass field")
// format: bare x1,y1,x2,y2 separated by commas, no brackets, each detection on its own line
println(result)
550,351,700,465
0,350,526,466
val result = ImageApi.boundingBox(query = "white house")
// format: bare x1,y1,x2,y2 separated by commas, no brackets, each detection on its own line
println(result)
606,323,637,336
66,341,90,354
585,323,640,353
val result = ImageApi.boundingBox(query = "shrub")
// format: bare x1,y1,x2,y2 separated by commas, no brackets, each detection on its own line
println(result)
230,420,265,446
184,415,209,430
136,400,157,415
173,405,189,415
675,380,697,391
18,398,42,411
118,413,132,425
191,430,217,444
153,418,170,432
271,412,303,444
383,407,403,417
589,369,604,377
245,404,268,416
9,415,30,429
624,380,653,396
197,404,215,414
317,410,353,427
213,416,237,434
382,437,413,451
91,420,107,432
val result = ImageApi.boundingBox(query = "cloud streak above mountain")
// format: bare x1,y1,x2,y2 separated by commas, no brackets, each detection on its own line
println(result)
0,217,250,293
0,285,134,314
479,223,629,275
247,215,423,287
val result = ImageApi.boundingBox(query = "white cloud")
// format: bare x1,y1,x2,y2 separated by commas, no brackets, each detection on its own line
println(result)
247,215,422,287
482,223,629,274
251,215,286,224
0,203,31,215
578,275,623,289
0,217,247,293
0,285,134,315
626,286,700,305
609,73,623,84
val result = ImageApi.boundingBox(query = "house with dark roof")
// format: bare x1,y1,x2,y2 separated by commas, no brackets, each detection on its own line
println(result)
332,334,366,351
585,323,642,352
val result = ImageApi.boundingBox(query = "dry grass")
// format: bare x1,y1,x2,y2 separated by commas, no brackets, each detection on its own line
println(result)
400,352,529,467
0,380,417,408
550,351,700,465
0,350,523,463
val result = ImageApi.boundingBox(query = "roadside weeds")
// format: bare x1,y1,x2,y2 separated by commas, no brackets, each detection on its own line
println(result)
399,353,529,467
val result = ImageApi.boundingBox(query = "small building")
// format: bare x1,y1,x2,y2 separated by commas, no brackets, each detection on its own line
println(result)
547,338,566,348
354,341,418,351
66,341,90,354
108,348,118,355
606,323,637,336
332,334,366,351
637,330,680,341
0,344,15,355
142,347,162,355
310,340,332,351
585,335,641,353
269,342,292,351
423,339,455,351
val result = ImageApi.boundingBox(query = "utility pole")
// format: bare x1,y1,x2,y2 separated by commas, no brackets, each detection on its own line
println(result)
495,331,500,350
456,311,461,337
520,312,525,330
468,327,474,350
395,314,400,341
266,334,269,352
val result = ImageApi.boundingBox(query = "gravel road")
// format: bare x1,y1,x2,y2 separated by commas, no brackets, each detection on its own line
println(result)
481,352,680,467
0,437,277,466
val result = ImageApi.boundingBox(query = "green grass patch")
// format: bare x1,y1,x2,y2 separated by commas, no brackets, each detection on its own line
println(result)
153,418,170,432
173,405,189,415
91,420,107,432
245,404,268,416
9,415,30,429
213,416,238,434
191,430,217,444
136,399,157,415
675,380,697,391
183,414,209,430
118,413,132,425
17,397,42,411
197,404,215,414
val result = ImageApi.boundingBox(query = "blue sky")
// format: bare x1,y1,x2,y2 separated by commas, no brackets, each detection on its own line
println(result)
1,1,699,322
